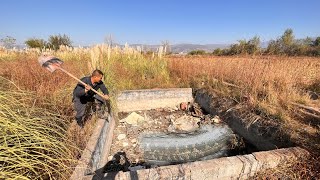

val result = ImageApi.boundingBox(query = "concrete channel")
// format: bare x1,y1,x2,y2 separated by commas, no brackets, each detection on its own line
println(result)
70,88,309,180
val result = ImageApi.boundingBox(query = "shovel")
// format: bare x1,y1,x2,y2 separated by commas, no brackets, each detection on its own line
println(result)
38,55,108,100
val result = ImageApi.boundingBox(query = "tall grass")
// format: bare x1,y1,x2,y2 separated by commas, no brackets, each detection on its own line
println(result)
1,45,319,178
0,48,101,179
0,44,172,179
0,79,78,179
88,44,171,91
169,56,320,107
168,55,320,152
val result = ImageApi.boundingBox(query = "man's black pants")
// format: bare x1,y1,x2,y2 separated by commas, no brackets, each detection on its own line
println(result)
73,95,107,125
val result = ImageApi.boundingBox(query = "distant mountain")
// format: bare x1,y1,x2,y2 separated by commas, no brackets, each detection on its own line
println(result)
129,43,229,53
129,44,159,52
171,44,229,53
17,38,315,53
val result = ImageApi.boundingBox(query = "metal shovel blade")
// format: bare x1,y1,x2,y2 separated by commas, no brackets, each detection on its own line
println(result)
38,55,64,72
38,55,109,101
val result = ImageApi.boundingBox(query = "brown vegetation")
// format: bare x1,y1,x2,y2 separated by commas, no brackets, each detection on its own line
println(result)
167,55,320,179
0,44,319,178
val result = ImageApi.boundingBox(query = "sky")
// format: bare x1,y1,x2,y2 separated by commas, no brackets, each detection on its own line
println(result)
1,0,320,46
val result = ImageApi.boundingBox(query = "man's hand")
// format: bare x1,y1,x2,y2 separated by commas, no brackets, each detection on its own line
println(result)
84,84,92,93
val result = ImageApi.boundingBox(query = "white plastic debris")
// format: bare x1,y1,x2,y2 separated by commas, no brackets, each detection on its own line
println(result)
117,134,126,140
120,112,145,126
212,115,222,124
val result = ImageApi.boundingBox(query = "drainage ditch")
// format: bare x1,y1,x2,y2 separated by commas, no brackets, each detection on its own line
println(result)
70,88,309,180
107,107,259,172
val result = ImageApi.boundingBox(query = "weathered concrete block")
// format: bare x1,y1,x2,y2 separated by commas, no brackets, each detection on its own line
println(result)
70,115,114,180
236,154,260,178
114,147,309,180
117,88,193,112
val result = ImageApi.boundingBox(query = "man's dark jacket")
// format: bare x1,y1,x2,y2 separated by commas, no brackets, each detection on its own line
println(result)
73,76,109,103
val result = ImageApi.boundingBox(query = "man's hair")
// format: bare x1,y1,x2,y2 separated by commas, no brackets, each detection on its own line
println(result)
92,69,104,77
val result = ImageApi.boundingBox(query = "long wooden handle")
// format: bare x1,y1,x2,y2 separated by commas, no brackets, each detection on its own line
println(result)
58,67,108,100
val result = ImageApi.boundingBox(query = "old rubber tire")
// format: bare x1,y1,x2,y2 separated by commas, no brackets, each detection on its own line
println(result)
139,125,235,165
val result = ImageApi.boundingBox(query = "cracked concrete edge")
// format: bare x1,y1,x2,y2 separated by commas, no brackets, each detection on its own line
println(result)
70,116,113,180
194,90,293,150
117,88,193,112
99,116,116,168
114,147,309,180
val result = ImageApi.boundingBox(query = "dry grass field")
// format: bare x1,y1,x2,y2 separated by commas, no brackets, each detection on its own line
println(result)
0,46,319,179
168,55,320,179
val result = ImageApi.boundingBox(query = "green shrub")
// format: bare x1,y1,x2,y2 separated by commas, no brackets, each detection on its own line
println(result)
48,34,72,50
188,50,206,55
25,38,47,49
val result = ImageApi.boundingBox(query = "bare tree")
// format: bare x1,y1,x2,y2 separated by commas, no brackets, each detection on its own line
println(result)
105,34,115,47
161,40,171,54
0,36,16,49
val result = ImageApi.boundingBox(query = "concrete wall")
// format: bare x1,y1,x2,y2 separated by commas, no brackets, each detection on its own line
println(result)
194,90,293,150
117,88,193,112
114,147,309,180
70,115,115,180
70,88,193,179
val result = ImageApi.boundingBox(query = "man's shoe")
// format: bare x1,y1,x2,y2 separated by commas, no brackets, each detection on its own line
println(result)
76,119,84,128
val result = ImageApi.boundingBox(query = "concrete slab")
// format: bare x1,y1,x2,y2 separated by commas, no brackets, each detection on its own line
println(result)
113,147,309,180
117,88,193,112
70,115,114,180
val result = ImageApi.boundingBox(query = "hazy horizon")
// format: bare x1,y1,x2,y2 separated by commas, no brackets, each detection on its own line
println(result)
1,0,320,46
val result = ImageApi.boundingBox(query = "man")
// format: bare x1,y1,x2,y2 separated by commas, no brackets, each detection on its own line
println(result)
73,69,109,127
